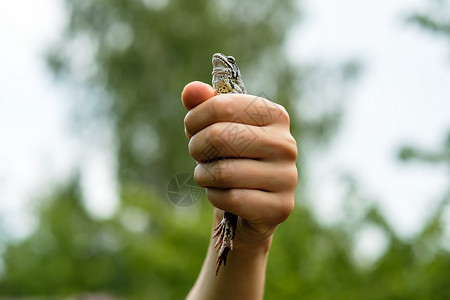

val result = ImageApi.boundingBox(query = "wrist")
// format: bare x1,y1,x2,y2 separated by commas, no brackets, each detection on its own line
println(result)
213,208,274,254
234,234,273,255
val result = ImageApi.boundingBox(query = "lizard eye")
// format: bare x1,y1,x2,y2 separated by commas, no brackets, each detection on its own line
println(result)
227,56,235,64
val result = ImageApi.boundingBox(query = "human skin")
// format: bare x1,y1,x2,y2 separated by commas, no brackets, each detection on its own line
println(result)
182,81,298,300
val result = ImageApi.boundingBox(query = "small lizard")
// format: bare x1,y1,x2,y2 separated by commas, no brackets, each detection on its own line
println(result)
211,53,246,276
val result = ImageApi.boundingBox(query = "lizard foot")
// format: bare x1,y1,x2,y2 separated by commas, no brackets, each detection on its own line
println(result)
212,212,237,276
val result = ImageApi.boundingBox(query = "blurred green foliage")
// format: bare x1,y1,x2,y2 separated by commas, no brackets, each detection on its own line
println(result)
1,177,211,299
1,0,450,299
408,0,450,36
46,0,304,192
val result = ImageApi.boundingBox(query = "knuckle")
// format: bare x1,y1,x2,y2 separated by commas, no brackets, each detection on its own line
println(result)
271,132,298,162
183,112,194,137
281,133,298,162
277,194,295,222
272,163,298,193
194,163,217,187
193,164,205,186
286,164,299,191
188,136,196,158
194,160,234,188
278,105,291,126
263,101,290,126
184,126,191,139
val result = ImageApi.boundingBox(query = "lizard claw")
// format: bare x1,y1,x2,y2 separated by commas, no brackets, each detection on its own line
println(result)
212,212,237,276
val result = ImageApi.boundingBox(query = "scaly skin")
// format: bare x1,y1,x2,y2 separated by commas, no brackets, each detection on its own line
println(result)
211,53,246,276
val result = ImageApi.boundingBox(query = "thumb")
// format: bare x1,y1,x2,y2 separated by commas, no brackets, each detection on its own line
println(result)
181,81,216,110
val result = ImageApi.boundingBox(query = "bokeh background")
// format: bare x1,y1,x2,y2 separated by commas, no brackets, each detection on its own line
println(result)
1,0,450,299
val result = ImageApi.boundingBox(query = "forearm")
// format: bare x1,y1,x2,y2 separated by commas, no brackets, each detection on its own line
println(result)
186,212,272,300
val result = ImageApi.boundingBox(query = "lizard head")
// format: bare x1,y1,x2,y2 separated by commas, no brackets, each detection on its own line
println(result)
212,53,240,79
212,53,246,94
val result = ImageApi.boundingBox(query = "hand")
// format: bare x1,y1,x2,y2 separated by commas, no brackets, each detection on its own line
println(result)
182,81,298,249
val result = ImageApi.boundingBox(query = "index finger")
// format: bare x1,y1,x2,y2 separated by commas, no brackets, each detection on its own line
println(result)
184,93,289,138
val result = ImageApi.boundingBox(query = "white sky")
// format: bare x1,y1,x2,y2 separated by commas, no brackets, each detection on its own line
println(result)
0,0,449,242
0,0,117,239
0,0,70,238
289,0,450,238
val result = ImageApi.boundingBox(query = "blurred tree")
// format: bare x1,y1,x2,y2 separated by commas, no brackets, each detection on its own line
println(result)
2,176,449,299
46,0,304,193
408,0,450,37
0,176,212,299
